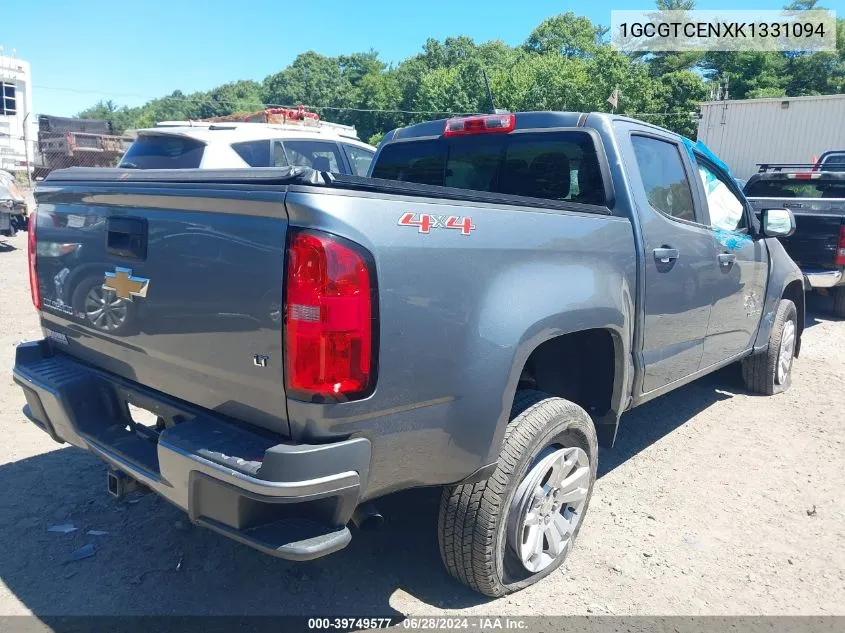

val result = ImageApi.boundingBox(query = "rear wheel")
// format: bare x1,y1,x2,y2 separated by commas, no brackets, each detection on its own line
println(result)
741,299,797,395
832,287,845,318
437,390,597,597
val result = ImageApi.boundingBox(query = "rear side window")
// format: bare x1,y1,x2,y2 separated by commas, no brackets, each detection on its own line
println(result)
120,135,204,169
283,140,343,173
630,135,695,222
745,178,845,199
371,131,606,205
343,144,375,176
820,154,845,171
231,140,271,167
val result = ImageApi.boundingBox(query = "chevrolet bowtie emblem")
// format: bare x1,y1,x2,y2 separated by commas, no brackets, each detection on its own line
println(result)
103,267,150,301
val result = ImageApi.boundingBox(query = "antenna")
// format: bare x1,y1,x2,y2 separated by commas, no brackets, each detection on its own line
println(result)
482,69,498,115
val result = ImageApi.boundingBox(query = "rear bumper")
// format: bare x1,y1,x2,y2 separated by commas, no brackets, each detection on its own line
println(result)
803,268,843,289
12,340,371,561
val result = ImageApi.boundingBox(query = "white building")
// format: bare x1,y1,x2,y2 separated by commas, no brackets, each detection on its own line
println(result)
697,94,845,180
0,53,36,173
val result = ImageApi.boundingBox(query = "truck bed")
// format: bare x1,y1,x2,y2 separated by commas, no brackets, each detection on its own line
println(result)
745,173,845,272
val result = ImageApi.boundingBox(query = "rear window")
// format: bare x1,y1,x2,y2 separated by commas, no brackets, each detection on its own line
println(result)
371,132,606,206
120,135,205,169
744,177,845,199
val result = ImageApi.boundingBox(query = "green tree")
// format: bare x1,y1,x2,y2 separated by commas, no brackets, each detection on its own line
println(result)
194,80,263,118
78,100,137,134
640,0,703,77
523,12,607,57
701,51,787,99
262,51,354,111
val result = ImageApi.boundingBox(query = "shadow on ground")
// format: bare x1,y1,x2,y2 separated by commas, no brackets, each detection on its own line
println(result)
804,292,842,328
0,353,788,616
0,240,17,253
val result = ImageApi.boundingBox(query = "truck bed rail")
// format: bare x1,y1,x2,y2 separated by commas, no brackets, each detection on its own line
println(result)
41,167,614,216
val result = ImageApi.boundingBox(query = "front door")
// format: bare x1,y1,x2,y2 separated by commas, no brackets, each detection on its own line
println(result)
623,130,718,394
694,157,769,368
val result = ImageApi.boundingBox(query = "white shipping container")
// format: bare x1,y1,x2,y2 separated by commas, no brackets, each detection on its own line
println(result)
696,94,845,180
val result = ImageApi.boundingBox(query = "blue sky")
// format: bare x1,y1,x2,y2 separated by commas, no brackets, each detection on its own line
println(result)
6,0,839,116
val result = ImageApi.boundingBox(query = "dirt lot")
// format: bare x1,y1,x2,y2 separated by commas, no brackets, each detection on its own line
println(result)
1,225,843,619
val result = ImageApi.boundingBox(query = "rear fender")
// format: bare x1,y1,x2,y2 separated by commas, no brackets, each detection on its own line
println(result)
458,260,634,465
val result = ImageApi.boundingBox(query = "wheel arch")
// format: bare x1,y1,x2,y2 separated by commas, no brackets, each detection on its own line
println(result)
481,323,630,467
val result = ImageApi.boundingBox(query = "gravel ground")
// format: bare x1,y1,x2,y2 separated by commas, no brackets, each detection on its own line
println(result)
0,224,843,619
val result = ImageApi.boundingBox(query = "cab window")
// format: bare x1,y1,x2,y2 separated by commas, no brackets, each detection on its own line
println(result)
630,135,696,223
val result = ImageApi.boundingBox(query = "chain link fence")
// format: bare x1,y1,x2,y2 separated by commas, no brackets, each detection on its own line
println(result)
1,119,132,190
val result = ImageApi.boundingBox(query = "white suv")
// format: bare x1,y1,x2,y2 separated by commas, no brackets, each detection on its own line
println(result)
119,117,376,175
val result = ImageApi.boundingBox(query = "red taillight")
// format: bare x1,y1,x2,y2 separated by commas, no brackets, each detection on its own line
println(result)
284,230,375,400
836,225,845,267
444,113,515,137
787,173,820,180
28,211,40,310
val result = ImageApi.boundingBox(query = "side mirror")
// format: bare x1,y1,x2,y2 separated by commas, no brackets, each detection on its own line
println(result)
761,208,796,238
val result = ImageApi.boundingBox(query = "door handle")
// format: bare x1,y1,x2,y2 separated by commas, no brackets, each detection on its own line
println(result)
653,247,679,264
718,253,736,266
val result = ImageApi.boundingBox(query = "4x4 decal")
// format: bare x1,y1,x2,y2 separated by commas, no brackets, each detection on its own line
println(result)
398,212,476,235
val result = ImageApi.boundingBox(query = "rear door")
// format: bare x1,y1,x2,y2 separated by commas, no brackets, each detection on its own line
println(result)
621,129,717,393
694,157,769,367
34,180,290,435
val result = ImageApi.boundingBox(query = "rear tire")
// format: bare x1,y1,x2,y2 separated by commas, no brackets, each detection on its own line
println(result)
741,299,797,395
437,390,597,597
832,287,845,318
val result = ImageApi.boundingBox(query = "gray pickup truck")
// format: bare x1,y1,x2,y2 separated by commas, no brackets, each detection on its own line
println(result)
745,167,845,316
14,112,804,597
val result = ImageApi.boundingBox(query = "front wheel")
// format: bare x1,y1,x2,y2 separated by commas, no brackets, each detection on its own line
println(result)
741,298,798,395
437,391,598,597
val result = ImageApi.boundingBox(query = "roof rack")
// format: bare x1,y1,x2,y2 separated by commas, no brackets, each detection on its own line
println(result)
756,163,819,173
153,107,361,140
206,106,360,140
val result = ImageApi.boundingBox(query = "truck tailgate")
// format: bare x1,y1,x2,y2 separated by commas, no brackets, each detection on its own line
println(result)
33,181,290,436
749,198,844,269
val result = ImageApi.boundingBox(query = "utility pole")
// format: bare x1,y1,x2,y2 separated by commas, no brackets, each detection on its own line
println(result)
23,112,32,188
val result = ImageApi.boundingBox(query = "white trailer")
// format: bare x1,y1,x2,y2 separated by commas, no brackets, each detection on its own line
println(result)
696,94,845,180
